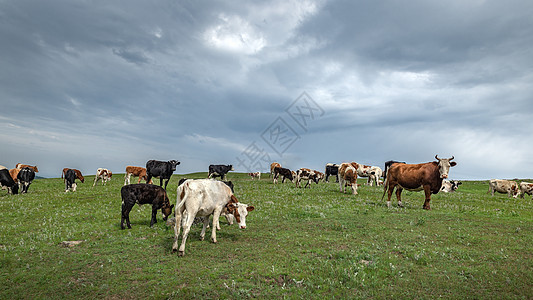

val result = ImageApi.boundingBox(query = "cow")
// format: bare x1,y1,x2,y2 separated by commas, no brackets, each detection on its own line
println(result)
146,160,180,190
17,167,35,194
366,166,383,186
273,167,294,184
441,180,462,193
325,163,339,182
519,182,533,199
172,179,254,256
15,163,38,173
0,169,19,194
295,168,319,188
314,170,325,182
64,169,78,192
383,160,406,182
338,162,358,194
124,166,152,185
248,172,261,180
62,168,85,183
270,162,281,178
488,179,520,198
120,184,174,229
93,168,112,186
208,164,234,180
382,155,456,210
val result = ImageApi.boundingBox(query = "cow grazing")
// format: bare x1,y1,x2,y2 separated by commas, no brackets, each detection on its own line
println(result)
488,179,520,198
441,180,462,193
273,167,294,184
93,168,112,186
17,167,35,194
172,179,253,256
295,168,319,188
146,160,180,190
519,182,533,199
338,162,358,194
16,163,38,173
270,162,281,178
383,160,406,182
325,163,339,182
0,169,19,194
120,184,174,229
248,172,261,180
218,202,255,230
208,164,234,180
124,166,152,185
64,169,78,192
62,168,85,183
382,155,456,210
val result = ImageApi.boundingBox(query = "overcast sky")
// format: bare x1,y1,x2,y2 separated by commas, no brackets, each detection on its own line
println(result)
1,0,532,180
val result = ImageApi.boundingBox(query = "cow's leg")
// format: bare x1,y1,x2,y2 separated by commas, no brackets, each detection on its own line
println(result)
200,216,210,240
395,187,403,207
146,175,153,185
150,204,160,227
92,176,97,187
124,173,129,185
121,202,133,229
72,183,77,192
178,211,195,256
163,179,169,190
172,207,184,253
423,186,432,210
351,183,358,195
65,181,69,193
386,183,395,208
211,208,222,243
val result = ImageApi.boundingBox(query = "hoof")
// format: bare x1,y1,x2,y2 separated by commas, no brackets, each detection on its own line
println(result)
178,251,184,257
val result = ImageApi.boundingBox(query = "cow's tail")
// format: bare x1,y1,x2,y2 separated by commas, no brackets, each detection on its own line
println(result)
380,176,389,202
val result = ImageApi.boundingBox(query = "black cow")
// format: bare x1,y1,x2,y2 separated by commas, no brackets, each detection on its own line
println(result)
146,160,180,190
325,163,339,182
0,169,18,194
383,160,406,183
64,169,78,192
273,167,294,184
208,164,234,180
17,167,35,194
120,184,174,229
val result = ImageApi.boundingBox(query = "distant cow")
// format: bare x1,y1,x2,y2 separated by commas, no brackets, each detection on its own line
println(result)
270,162,281,178
273,167,294,184
0,169,19,194
208,164,234,180
338,162,358,194
64,169,78,192
366,166,383,186
62,168,85,183
383,160,406,182
248,172,261,180
295,168,319,188
17,167,35,194
146,160,180,190
325,163,340,182
382,155,456,209
488,179,520,198
172,179,254,256
93,168,112,186
441,180,462,193
16,163,38,173
519,182,533,199
120,184,174,229
124,166,152,185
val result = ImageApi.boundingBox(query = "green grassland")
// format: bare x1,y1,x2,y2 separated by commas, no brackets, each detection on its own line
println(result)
1,173,532,299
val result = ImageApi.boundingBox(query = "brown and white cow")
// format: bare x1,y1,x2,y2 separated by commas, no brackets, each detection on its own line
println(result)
489,179,520,198
124,166,152,185
16,163,38,173
270,162,281,179
519,182,533,199
382,155,456,209
295,168,319,188
93,168,112,186
248,172,261,180
338,162,359,194
61,168,85,183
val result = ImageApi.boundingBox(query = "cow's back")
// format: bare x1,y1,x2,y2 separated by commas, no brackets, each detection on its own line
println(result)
122,184,164,205
178,179,232,216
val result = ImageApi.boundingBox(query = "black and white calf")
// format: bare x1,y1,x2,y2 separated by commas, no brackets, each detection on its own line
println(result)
0,169,19,194
440,180,462,193
120,184,174,229
325,163,339,182
64,169,78,192
208,164,234,180
17,167,35,194
146,159,180,190
273,167,294,184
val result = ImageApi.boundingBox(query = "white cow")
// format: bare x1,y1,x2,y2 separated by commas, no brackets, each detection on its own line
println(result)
172,179,254,256
519,182,533,199
488,179,520,198
367,166,383,186
441,180,462,193
93,168,112,186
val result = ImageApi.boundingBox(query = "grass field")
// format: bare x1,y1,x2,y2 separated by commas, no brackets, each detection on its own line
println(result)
1,173,532,299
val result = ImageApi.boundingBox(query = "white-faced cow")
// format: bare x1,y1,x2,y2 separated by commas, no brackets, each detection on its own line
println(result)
273,167,294,184
124,166,152,185
0,169,19,194
17,167,35,194
208,164,234,180
146,160,180,190
93,168,112,186
441,180,462,193
172,179,253,256
488,179,520,198
120,184,174,229
64,169,78,192
382,155,456,210
338,162,359,194
325,163,339,182
519,182,533,199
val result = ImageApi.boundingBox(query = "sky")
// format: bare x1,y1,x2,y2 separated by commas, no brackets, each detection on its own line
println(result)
1,0,532,180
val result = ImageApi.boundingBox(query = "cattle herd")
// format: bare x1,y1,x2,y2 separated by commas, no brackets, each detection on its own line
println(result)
1,156,532,257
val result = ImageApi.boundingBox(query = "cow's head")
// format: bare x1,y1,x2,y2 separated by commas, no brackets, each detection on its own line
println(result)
229,165,234,171
161,199,174,221
168,160,180,171
511,184,520,198
435,155,456,179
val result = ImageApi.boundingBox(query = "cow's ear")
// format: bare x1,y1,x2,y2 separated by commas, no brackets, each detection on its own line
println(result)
450,162,457,167
247,206,255,212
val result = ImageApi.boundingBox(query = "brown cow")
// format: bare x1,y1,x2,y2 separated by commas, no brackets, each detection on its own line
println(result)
16,163,39,172
61,168,85,183
9,169,21,183
124,166,152,185
338,162,359,194
382,155,456,210
270,162,281,179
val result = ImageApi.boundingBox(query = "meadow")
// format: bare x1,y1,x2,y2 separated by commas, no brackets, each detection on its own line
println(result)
0,173,532,299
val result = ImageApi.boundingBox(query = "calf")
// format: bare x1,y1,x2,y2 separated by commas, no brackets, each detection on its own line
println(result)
146,159,180,190
64,169,78,192
489,179,520,198
124,166,152,185
172,179,253,256
208,164,234,180
93,168,112,186
366,166,383,186
16,163,38,173
62,168,85,183
325,163,339,182
120,184,174,229
295,168,319,188
17,167,35,194
519,182,533,199
248,172,261,180
273,167,294,184
441,180,462,193
338,162,358,194
0,169,19,194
